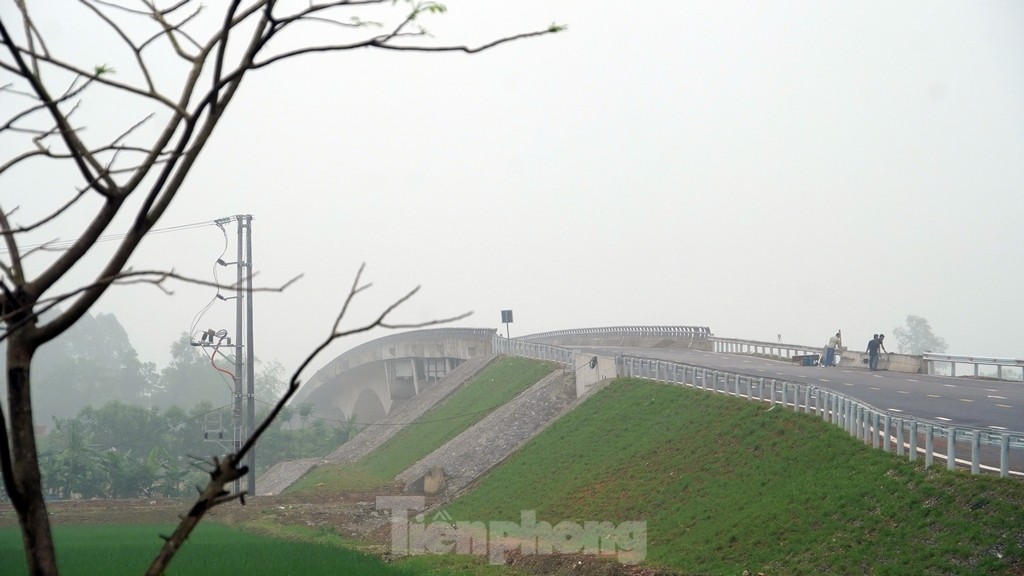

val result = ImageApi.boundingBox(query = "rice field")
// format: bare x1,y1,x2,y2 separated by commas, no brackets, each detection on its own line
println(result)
0,522,414,576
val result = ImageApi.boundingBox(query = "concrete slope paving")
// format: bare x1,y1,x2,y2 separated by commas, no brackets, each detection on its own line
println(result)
395,368,581,496
255,354,498,495
257,458,320,496
324,354,498,464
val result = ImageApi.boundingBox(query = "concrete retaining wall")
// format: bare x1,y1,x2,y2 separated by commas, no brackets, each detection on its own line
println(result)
839,351,924,373
573,354,618,397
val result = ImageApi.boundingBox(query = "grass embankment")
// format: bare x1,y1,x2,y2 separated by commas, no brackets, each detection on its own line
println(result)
288,356,558,494
0,523,414,576
443,378,1024,575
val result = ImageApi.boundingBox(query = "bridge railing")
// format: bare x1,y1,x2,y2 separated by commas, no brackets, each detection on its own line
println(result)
521,326,711,340
493,336,575,367
710,336,823,359
922,353,1024,381
619,355,1024,478
711,338,1024,381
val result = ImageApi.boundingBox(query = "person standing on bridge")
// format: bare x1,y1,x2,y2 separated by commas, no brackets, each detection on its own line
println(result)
822,331,842,367
866,334,882,370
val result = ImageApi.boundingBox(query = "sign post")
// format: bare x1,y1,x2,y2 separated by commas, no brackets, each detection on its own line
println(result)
500,309,514,339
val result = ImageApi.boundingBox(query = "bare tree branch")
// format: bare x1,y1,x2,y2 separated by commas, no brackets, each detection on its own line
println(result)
145,266,470,576
0,268,304,344
0,2,559,573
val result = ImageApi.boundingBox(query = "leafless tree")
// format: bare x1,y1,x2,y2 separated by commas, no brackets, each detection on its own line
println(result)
0,2,561,574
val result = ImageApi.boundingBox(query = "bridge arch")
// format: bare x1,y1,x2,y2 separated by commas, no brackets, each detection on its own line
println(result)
292,328,496,424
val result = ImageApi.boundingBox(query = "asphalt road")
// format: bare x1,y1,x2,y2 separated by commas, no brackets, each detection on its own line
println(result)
572,346,1024,433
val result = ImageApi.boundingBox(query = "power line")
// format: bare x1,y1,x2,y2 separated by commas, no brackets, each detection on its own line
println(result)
0,219,220,255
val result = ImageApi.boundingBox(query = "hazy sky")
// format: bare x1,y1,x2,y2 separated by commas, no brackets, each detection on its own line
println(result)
3,1,1023,375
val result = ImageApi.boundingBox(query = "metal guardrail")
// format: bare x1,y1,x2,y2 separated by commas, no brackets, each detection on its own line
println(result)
520,326,711,341
923,353,1024,381
493,336,575,367
710,336,823,359
618,355,1024,478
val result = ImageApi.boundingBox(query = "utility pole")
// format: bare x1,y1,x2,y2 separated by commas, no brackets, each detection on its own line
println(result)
232,217,244,494
243,215,256,494
198,214,256,495
228,215,255,495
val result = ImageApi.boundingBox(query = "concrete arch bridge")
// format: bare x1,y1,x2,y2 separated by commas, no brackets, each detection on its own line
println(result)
290,328,496,425
291,325,714,426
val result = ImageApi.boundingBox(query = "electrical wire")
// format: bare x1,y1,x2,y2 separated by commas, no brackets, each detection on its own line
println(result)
187,220,230,343
208,332,236,381
0,219,219,255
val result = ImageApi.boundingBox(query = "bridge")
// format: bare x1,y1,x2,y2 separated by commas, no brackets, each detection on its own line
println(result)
290,328,495,424
292,326,712,424
293,325,1024,477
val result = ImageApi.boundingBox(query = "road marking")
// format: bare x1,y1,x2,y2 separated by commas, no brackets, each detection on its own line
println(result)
926,394,941,398
986,388,999,393
819,379,830,383
990,425,1008,430
842,382,853,387
907,379,919,382
997,404,1013,409
944,384,956,388
888,408,904,412
935,416,952,421
988,395,1007,400
896,390,909,394
869,387,881,391
959,398,974,403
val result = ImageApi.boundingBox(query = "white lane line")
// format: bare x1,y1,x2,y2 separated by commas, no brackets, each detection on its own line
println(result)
842,382,854,387
926,394,941,398
944,384,956,388
888,408,904,412
935,416,952,421
907,379,919,382
896,390,909,394
959,398,974,403
869,387,881,391
997,404,1013,409
819,379,830,383
990,425,1008,430
988,395,1007,400
986,388,999,392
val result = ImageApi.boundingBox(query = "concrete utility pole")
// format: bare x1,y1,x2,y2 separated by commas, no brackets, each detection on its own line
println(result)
228,215,256,494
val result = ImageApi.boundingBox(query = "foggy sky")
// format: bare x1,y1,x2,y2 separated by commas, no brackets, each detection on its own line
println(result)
4,1,1023,375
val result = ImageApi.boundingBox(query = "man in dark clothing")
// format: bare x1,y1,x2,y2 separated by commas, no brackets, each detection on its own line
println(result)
866,334,881,371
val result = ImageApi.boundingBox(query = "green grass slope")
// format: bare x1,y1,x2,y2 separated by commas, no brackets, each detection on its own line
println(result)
289,356,558,493
0,523,416,576
443,378,1024,575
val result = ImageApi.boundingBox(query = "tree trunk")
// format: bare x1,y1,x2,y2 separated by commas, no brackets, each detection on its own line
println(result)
7,336,59,576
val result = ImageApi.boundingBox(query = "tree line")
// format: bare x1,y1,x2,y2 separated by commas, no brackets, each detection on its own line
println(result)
1,312,355,501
